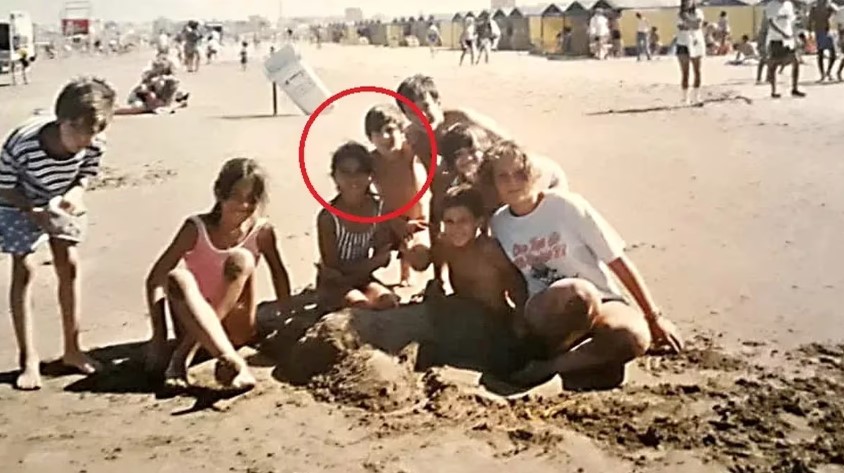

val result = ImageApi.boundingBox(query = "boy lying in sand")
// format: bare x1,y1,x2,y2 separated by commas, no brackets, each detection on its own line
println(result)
365,104,431,287
145,158,291,391
316,142,399,311
423,184,526,318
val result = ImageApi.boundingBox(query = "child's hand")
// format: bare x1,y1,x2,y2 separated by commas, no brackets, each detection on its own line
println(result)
405,219,429,236
25,207,51,230
60,188,87,216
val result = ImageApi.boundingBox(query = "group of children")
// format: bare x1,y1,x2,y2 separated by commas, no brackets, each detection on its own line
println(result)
1,72,683,393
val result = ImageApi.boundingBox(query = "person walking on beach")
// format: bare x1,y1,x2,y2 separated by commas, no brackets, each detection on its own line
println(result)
459,17,478,66
808,0,838,81
427,22,441,57
765,0,806,98
636,12,652,61
589,10,610,59
676,0,706,105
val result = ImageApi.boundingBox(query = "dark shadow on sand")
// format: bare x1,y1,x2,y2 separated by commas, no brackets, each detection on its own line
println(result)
57,290,320,404
587,95,753,116
0,358,95,388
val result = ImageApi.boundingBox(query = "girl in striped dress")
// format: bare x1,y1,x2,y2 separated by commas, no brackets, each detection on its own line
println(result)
316,142,399,311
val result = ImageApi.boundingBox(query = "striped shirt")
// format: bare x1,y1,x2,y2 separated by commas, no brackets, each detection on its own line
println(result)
0,117,105,208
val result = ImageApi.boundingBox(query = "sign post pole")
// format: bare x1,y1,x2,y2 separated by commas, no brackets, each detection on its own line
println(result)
272,82,278,116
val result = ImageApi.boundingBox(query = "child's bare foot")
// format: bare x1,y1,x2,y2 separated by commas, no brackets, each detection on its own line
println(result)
214,355,256,391
62,351,101,375
16,356,42,391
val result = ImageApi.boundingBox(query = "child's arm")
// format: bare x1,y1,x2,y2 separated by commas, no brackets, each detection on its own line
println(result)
607,256,682,353
317,211,389,285
257,223,292,311
488,239,528,310
0,142,34,211
62,138,105,215
145,220,198,344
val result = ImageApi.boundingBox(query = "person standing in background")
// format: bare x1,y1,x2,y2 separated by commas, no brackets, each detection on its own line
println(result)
636,12,652,60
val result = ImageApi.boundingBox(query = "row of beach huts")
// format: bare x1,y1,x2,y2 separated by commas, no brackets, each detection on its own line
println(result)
322,0,825,56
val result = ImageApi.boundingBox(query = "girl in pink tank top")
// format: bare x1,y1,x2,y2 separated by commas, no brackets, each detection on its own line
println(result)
144,158,292,392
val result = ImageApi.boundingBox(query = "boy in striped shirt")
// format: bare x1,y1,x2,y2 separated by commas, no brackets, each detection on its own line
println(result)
0,77,116,390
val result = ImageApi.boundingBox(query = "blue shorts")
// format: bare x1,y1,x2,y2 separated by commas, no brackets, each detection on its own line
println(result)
817,31,835,51
0,207,87,255
0,207,48,255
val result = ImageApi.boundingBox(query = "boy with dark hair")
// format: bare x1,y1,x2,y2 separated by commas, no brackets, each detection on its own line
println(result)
364,104,431,286
0,77,116,390
424,184,526,316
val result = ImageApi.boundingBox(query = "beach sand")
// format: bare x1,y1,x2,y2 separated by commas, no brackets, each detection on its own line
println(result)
1,44,843,472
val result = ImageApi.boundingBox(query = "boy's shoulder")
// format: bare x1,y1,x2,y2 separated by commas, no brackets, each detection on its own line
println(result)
3,116,53,151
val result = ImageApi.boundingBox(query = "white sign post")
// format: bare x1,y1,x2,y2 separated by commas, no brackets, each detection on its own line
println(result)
263,44,332,116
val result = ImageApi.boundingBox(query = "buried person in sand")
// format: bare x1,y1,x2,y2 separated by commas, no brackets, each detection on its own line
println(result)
482,142,684,387
145,158,292,391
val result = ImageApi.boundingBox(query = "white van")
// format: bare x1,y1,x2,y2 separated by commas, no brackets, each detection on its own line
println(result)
0,11,36,74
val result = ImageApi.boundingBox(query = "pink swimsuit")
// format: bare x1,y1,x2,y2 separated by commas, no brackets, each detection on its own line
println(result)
183,215,266,302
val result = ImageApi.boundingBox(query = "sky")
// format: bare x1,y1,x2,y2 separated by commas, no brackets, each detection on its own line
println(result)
1,0,495,23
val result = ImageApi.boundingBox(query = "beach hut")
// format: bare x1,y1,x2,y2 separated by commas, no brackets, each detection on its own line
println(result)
611,0,679,52
427,13,454,48
698,0,756,43
443,12,466,49
521,5,547,51
492,8,512,49
507,7,533,50
541,3,569,53
563,1,594,55
370,20,388,45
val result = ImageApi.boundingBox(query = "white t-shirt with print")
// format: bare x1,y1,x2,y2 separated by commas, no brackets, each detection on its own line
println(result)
490,191,626,298
766,0,796,48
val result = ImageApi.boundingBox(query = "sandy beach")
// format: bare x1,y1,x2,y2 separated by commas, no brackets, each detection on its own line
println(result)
1,43,843,472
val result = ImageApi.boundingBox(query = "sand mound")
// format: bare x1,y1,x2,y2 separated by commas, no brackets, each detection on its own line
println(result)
310,344,422,412
284,297,526,384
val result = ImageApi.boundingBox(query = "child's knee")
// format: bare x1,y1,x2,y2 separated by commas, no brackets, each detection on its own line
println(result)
223,249,256,281
606,321,652,361
166,269,194,300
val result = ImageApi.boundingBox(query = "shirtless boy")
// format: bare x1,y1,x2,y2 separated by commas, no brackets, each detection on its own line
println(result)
365,104,431,285
425,185,526,317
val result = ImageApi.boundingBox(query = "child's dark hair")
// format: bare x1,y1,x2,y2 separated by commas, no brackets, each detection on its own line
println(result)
54,76,117,134
480,141,540,189
364,104,407,139
395,74,440,115
440,123,492,169
442,184,485,219
210,158,269,223
331,141,374,175
741,34,749,42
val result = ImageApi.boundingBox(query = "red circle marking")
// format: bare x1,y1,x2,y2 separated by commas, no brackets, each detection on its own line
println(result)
298,86,438,224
